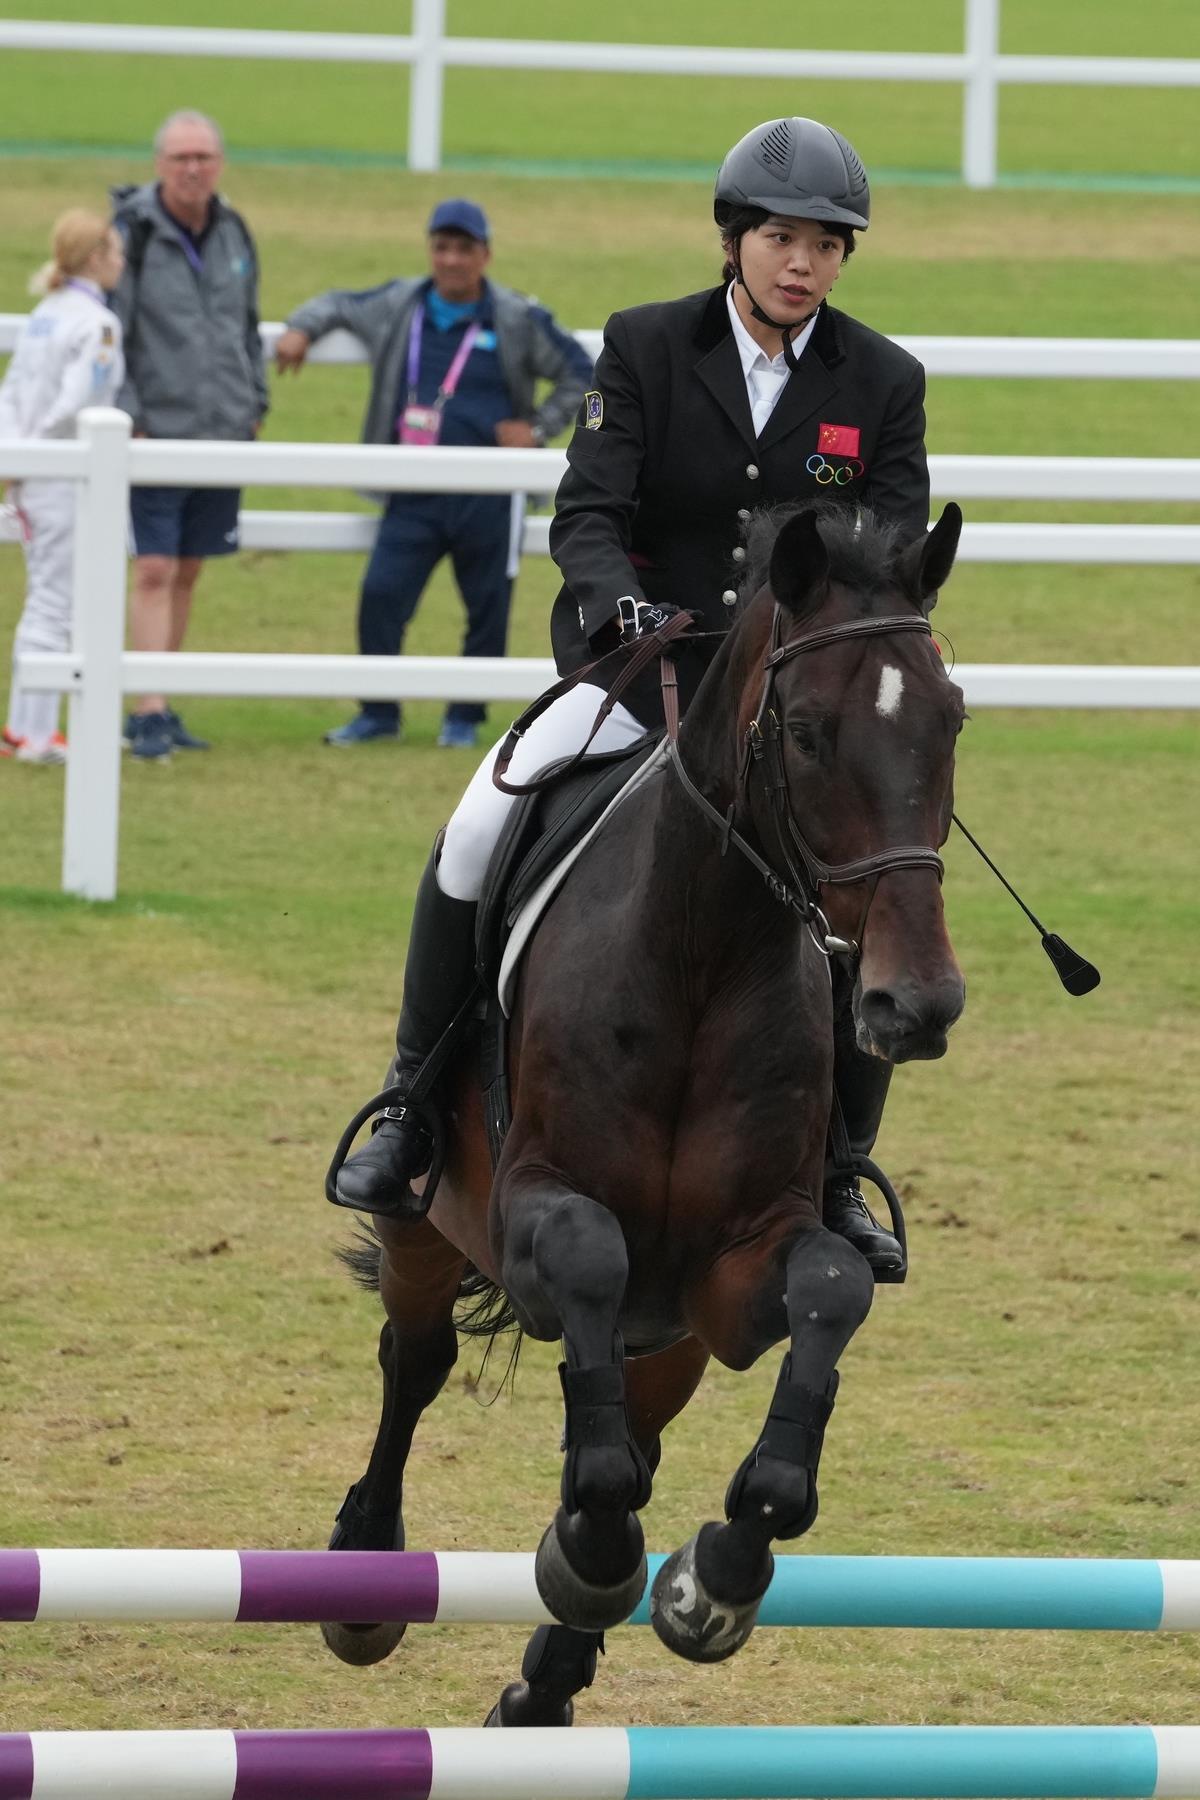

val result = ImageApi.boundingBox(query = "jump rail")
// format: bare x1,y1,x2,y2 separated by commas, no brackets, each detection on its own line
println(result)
1,1725,1199,1800
4,1550,1199,1629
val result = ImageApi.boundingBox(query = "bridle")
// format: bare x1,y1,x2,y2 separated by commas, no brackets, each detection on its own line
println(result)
664,605,947,960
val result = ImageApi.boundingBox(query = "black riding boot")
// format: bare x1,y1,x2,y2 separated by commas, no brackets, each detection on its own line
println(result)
333,847,479,1219
823,983,906,1281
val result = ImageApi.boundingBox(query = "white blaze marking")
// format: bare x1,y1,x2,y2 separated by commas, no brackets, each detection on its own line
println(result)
877,665,904,718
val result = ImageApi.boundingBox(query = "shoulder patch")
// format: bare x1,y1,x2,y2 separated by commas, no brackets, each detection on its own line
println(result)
582,390,603,431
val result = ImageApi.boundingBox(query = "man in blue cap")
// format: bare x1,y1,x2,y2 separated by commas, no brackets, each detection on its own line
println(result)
277,198,592,748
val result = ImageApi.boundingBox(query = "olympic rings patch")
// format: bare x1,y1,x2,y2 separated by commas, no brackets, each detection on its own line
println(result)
806,453,865,486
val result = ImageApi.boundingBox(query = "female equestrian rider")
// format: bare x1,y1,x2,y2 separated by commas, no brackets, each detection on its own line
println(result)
1,211,125,762
335,117,931,1280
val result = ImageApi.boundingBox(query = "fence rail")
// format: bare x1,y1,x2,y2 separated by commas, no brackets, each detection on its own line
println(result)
4,318,1200,381
0,1,1197,187
1,410,1197,902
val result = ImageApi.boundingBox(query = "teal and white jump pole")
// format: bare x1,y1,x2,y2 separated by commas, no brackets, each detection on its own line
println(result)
2,1550,1198,1629
1,1726,1199,1800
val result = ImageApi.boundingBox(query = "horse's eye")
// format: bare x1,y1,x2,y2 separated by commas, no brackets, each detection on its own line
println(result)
787,721,818,754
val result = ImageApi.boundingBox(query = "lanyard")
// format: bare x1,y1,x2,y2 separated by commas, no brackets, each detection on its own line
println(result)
406,305,482,414
65,279,107,307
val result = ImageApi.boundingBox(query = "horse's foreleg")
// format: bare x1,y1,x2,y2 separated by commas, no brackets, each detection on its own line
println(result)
322,1219,465,1667
652,1228,873,1663
501,1180,652,1631
488,1335,710,1727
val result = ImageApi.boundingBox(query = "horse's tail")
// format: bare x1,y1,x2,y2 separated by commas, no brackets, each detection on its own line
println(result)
336,1224,385,1291
336,1224,524,1350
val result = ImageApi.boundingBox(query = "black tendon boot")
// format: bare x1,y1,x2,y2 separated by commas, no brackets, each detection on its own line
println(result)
334,846,479,1219
823,984,906,1281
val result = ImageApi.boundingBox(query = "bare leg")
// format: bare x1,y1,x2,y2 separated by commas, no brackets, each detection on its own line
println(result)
651,1227,873,1662
129,554,203,713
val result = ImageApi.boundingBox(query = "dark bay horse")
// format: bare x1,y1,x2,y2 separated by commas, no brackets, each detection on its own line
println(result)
324,501,968,1722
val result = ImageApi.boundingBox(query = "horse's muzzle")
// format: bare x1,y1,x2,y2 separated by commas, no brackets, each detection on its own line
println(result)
855,976,966,1064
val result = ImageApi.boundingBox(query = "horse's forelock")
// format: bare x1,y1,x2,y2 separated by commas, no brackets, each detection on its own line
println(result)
736,501,904,616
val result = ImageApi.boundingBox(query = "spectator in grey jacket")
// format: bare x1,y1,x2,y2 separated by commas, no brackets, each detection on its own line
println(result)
276,199,592,749
110,110,267,761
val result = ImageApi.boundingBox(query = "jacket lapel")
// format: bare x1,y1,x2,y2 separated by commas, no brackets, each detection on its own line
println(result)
756,304,845,453
691,286,757,452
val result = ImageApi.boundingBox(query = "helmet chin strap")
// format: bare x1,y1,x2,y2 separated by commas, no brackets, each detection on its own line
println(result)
733,260,813,372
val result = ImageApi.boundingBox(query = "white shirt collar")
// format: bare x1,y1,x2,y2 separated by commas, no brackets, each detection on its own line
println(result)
725,281,819,374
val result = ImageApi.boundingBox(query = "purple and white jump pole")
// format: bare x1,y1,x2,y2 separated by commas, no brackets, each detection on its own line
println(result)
2,1726,1200,1800
1,1550,1198,1630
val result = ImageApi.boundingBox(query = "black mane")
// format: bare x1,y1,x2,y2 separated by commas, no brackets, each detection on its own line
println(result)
738,500,904,612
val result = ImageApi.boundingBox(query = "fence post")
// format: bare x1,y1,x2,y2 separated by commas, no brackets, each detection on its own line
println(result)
408,0,446,172
62,407,130,902
962,0,1000,187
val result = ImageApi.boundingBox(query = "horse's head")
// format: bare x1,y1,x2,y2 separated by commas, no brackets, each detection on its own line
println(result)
741,501,967,1063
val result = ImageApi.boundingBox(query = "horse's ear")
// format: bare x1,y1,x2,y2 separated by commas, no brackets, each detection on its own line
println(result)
898,502,963,612
769,508,830,618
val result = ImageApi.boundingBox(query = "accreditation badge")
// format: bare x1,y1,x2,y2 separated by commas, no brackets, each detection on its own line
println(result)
399,404,443,446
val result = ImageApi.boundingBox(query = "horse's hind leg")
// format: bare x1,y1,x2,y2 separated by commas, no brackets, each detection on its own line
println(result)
488,1335,710,1727
500,1177,652,1632
322,1217,465,1666
652,1227,873,1663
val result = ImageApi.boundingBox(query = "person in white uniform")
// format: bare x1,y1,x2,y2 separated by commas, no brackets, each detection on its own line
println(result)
0,210,125,763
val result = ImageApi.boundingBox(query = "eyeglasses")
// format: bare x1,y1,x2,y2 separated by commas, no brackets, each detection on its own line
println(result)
163,152,220,165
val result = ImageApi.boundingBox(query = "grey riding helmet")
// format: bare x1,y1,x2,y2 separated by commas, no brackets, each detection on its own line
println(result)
714,117,871,231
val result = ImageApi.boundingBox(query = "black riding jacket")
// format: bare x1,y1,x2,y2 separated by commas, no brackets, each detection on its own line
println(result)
549,285,930,725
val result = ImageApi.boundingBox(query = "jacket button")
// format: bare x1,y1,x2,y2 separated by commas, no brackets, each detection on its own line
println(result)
721,589,738,606
746,464,760,480
731,546,746,562
737,508,751,522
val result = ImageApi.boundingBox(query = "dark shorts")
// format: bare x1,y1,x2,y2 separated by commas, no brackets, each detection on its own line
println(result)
130,485,242,560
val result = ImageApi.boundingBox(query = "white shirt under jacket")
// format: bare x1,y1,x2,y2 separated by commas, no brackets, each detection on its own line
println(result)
725,282,819,438
0,280,124,442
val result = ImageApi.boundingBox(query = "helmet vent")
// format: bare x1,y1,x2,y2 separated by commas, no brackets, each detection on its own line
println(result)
834,130,868,192
758,121,793,174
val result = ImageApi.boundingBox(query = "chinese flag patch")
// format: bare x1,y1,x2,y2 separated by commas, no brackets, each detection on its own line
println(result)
818,422,861,457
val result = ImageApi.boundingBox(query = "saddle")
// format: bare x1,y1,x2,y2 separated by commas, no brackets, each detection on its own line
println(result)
473,731,665,1166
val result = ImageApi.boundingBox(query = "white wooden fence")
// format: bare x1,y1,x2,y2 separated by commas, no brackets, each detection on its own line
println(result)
1,1,1198,188
4,318,1199,566
2,409,1198,902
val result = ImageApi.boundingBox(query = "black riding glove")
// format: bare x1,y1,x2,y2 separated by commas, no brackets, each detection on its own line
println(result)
617,596,683,644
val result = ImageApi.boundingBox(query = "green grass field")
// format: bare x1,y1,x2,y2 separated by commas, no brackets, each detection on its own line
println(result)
1,2,1199,1743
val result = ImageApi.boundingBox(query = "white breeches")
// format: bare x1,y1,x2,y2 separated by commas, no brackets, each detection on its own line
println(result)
437,682,646,902
5,480,75,746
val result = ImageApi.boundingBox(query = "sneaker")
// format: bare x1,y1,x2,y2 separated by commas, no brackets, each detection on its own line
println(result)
1,727,23,758
323,713,400,747
15,732,68,765
128,710,174,762
164,708,210,751
437,719,479,749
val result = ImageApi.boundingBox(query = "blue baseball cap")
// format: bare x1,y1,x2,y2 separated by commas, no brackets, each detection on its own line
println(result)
427,198,490,243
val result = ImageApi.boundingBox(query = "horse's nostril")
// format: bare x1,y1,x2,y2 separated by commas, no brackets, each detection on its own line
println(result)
859,988,902,1031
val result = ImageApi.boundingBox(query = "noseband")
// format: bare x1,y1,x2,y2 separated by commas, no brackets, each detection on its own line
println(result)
665,607,946,957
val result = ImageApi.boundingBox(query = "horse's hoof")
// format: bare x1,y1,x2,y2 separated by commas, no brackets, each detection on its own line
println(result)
320,1490,406,1665
320,1619,407,1666
484,1682,574,1728
649,1528,770,1664
534,1515,647,1632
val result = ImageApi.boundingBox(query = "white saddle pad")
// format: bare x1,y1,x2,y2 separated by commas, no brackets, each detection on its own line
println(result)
497,741,669,1017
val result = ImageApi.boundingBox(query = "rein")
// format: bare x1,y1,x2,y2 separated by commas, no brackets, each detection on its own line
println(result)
667,606,946,959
